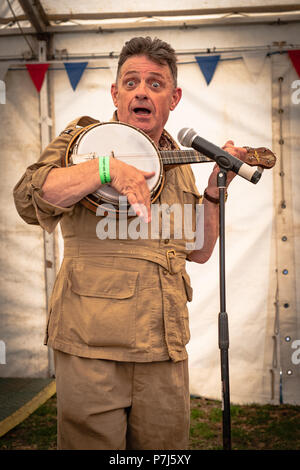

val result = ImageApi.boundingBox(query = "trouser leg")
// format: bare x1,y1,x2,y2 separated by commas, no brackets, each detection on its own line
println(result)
126,359,190,450
54,350,132,450
54,350,190,450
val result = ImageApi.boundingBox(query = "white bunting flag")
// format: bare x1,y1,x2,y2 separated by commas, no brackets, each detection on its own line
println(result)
242,52,267,83
0,62,10,81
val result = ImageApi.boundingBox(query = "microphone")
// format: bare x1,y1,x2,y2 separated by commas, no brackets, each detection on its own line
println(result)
177,128,262,184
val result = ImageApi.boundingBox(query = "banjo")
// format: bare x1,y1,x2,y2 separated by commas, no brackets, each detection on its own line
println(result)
62,121,276,213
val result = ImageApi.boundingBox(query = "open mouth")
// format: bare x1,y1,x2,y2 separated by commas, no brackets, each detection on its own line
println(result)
133,107,152,116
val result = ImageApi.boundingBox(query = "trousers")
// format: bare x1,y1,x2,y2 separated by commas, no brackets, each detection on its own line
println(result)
54,350,190,450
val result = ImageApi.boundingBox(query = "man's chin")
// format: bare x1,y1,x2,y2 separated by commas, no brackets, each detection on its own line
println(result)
129,118,154,137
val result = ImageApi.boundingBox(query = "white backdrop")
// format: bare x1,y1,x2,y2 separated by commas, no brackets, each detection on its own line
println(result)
1,21,299,404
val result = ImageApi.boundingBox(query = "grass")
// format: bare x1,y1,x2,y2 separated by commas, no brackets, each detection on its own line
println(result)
189,397,300,450
0,394,299,450
0,395,57,450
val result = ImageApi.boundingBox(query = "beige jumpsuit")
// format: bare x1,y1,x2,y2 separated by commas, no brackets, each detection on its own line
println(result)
13,115,202,450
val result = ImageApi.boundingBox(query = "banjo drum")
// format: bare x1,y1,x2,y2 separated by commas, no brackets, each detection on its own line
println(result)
64,121,164,213
63,121,277,213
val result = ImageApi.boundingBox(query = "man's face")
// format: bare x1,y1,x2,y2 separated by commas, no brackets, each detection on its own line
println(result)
111,55,182,145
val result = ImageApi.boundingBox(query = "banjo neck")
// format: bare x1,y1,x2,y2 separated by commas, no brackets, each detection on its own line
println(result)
71,148,213,166
159,149,212,166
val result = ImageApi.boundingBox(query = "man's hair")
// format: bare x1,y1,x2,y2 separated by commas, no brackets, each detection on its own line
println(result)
116,36,178,87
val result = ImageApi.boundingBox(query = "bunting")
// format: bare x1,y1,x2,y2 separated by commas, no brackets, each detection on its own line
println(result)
242,51,267,83
195,55,220,85
0,63,10,81
26,63,49,92
288,50,300,78
18,49,300,93
107,58,119,81
64,62,88,91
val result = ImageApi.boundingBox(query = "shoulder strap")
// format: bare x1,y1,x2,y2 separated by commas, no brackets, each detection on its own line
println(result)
59,116,100,167
60,115,100,135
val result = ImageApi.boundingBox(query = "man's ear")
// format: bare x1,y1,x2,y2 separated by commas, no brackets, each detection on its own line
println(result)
111,83,118,107
170,87,182,111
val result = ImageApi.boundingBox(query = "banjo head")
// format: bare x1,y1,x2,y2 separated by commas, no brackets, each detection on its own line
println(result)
70,121,163,211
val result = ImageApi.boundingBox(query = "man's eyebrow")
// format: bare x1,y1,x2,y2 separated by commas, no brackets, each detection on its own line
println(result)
122,70,165,79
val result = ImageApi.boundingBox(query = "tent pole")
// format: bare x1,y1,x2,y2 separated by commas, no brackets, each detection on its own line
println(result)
38,40,56,378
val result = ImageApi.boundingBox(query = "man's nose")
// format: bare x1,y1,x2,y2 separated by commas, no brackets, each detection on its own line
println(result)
135,81,148,99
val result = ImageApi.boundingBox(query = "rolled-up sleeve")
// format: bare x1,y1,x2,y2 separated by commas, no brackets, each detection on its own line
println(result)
13,160,75,233
13,123,79,233
14,116,100,232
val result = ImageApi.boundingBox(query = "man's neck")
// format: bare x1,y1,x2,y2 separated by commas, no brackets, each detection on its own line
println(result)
112,110,162,146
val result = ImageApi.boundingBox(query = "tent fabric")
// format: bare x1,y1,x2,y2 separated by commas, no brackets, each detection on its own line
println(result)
51,38,300,405
271,53,300,405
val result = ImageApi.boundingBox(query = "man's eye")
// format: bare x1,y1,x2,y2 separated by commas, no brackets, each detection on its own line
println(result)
126,80,135,87
151,81,160,88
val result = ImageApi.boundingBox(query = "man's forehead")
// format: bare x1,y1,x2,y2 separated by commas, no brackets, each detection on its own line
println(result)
118,55,172,80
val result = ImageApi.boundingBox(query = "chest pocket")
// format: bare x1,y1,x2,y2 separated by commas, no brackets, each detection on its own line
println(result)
175,166,201,204
60,264,139,348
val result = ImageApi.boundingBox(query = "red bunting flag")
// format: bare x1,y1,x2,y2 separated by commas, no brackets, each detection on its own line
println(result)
26,63,49,92
288,50,300,78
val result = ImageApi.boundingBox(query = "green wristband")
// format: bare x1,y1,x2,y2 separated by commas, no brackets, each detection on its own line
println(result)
99,156,111,184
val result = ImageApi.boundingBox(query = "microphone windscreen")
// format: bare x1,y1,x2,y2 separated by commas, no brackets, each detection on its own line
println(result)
177,128,197,147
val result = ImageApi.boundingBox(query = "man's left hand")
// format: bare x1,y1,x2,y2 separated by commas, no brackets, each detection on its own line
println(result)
206,140,248,198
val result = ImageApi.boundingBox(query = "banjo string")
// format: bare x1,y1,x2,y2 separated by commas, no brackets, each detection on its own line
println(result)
73,152,212,163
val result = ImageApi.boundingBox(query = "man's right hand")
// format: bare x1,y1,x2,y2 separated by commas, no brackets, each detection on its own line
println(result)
42,157,155,223
109,158,155,223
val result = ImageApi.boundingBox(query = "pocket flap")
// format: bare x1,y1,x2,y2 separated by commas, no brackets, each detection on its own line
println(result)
183,188,201,199
71,266,139,299
182,271,193,302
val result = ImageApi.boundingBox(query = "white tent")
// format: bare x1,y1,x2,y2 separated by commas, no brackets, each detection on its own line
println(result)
0,0,299,405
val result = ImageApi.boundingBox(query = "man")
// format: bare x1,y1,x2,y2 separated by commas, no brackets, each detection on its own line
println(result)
13,36,246,450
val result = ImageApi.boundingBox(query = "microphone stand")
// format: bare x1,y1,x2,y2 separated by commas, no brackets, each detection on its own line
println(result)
217,169,231,451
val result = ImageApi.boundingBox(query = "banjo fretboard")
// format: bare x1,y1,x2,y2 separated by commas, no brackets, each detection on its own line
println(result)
159,149,213,165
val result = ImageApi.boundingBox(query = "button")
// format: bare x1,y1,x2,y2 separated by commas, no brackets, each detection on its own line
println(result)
163,269,168,275
164,239,170,244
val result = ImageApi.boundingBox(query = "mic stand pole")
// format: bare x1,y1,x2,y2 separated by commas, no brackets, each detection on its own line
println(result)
217,169,231,451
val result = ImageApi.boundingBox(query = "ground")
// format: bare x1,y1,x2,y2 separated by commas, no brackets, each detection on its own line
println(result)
0,395,299,450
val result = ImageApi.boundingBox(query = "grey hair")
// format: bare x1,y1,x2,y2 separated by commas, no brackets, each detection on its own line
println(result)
116,36,178,87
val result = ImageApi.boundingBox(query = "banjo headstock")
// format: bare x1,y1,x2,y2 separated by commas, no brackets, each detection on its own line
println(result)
243,147,276,169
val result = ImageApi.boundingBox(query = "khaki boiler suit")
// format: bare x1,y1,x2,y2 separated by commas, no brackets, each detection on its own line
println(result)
13,115,202,450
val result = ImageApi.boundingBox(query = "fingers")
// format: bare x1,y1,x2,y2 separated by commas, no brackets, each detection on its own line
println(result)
209,140,248,189
142,170,156,179
222,140,235,148
127,199,149,223
127,171,153,222
110,159,153,222
222,140,247,161
127,187,151,223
